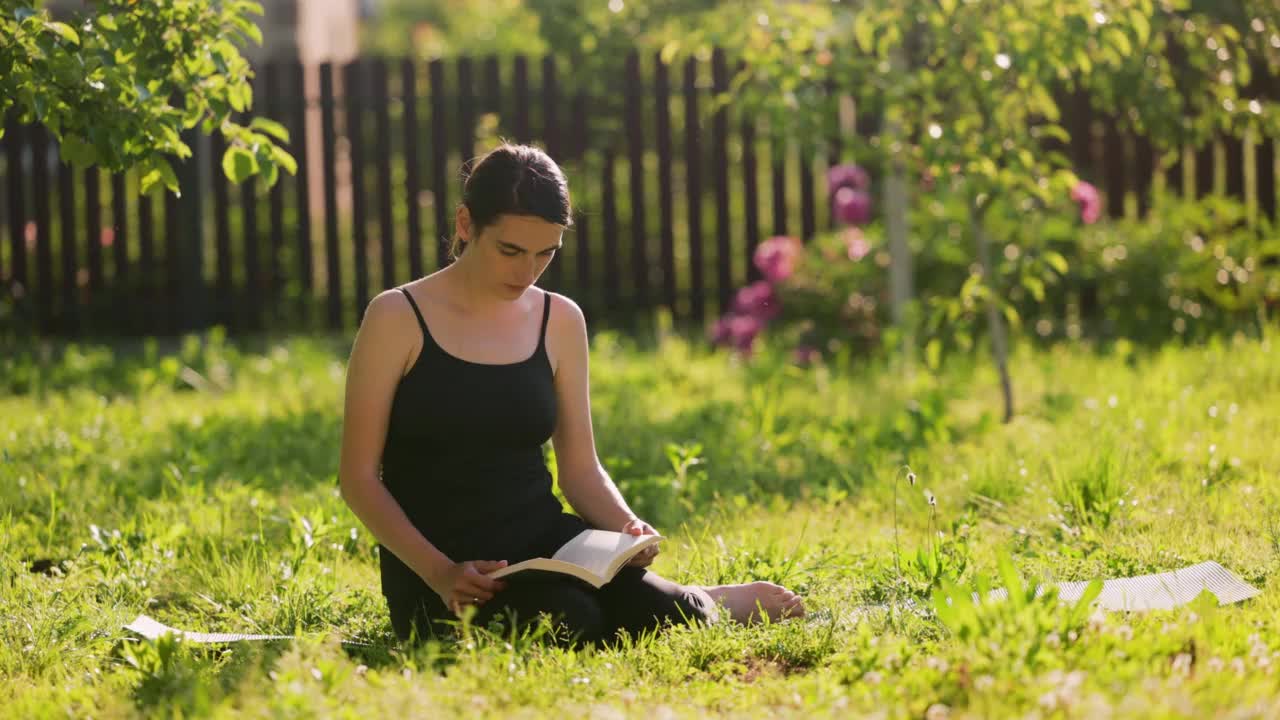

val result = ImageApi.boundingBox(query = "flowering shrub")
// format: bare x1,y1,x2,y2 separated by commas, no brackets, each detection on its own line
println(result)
709,161,1277,365
710,163,885,364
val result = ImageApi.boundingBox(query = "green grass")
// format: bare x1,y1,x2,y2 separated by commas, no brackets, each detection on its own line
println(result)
3,326,1280,717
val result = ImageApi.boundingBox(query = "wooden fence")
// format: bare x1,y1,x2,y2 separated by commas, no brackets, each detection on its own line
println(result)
1,48,1276,338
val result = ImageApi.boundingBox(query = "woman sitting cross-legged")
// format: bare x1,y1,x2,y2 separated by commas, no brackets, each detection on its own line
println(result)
338,143,806,650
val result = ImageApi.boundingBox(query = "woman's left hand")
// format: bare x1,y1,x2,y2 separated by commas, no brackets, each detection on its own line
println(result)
621,517,660,568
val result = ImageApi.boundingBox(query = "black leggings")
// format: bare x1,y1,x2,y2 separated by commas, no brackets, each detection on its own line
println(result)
387,566,718,649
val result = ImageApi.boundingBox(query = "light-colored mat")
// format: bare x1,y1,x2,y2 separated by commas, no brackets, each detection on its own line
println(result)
122,561,1260,645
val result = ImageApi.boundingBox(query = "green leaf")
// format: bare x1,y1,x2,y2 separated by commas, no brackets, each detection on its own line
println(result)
925,339,942,371
15,7,36,22
44,21,79,45
1023,276,1045,302
250,117,289,142
270,145,298,175
58,134,97,168
997,554,1024,608
222,145,258,183
939,0,956,15
228,84,247,112
97,14,117,31
1043,250,1069,275
1130,11,1150,47
854,12,875,54
261,160,279,188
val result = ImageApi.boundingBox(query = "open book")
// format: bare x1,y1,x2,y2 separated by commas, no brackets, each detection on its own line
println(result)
485,530,662,588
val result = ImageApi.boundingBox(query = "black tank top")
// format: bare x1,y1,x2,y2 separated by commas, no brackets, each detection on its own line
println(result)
378,286,565,570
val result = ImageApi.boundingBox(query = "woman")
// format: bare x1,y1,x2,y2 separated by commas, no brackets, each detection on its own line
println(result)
338,143,805,649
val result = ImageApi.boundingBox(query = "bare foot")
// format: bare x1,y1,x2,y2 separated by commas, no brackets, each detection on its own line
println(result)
699,581,806,624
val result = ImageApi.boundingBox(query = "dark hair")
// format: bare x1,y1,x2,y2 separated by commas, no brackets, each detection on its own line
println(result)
450,142,573,260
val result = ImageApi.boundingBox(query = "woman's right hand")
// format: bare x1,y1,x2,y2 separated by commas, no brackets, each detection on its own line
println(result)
432,560,509,616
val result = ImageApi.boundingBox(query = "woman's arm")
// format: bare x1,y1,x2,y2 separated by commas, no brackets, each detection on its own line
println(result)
547,293,641,533
338,290,456,593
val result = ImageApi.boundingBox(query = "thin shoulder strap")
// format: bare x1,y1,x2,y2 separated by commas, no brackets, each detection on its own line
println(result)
398,287,429,336
538,290,552,348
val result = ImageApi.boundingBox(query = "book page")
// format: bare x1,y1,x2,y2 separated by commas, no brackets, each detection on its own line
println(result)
551,530,661,579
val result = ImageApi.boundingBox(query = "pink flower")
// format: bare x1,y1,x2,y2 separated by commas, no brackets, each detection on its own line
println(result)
844,227,870,261
729,314,762,352
833,187,872,225
732,280,781,321
709,316,734,346
1071,181,1101,225
793,345,821,366
100,228,115,247
753,236,802,283
827,164,870,194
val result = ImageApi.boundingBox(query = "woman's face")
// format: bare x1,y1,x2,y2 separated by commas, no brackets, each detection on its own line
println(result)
461,211,564,299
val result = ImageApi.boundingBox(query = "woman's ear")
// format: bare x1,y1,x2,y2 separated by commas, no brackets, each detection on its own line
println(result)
454,204,472,242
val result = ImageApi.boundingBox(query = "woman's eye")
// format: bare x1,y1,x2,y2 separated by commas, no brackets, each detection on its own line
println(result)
501,249,520,257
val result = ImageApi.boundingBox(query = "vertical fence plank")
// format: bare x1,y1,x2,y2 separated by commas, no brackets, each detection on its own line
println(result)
1259,136,1276,220
346,60,370,325
164,179,181,334
402,58,423,280
1167,144,1185,198
110,173,130,333
429,59,449,269
572,92,592,321
1257,68,1277,221
654,52,677,316
372,58,395,290
84,168,103,310
240,154,262,334
513,55,530,144
1224,134,1245,203
770,134,788,237
6,122,27,303
741,78,761,283
31,126,53,333
320,62,343,330
602,148,620,313
290,60,313,326
172,126,205,335
211,131,233,329
264,62,286,320
57,151,78,334
711,48,732,314
1102,119,1125,219
1195,142,1214,198
541,54,563,291
457,57,476,176
1065,89,1093,179
799,144,816,241
683,57,705,325
1133,135,1154,216
483,55,501,115
138,192,156,334
624,49,649,312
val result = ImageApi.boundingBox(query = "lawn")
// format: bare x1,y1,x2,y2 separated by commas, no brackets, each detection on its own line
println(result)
3,327,1280,718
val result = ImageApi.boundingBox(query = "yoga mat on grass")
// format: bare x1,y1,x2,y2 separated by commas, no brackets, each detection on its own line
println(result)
122,561,1260,645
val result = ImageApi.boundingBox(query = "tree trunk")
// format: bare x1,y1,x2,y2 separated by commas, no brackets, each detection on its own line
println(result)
970,205,1014,422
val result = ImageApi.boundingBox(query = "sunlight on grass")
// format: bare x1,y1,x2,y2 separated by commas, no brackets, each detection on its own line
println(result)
3,330,1279,716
